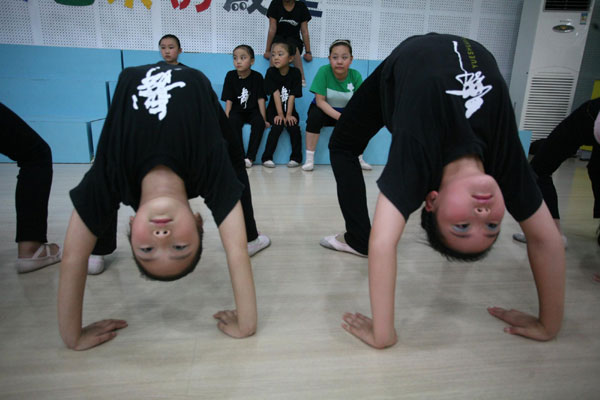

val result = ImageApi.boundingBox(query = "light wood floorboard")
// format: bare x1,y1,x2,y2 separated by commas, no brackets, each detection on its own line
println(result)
0,159,598,399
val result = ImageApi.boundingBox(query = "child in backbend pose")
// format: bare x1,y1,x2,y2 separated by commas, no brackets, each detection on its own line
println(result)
319,34,565,349
58,62,258,350
88,37,270,273
512,98,600,250
261,39,303,168
159,34,183,65
222,45,268,168
302,39,371,172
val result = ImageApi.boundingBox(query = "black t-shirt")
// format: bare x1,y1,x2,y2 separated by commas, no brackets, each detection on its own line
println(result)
221,70,266,114
70,62,244,237
376,33,543,222
267,0,311,39
264,66,302,119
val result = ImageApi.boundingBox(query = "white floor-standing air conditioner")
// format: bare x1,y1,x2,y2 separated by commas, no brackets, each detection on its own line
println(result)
509,0,595,141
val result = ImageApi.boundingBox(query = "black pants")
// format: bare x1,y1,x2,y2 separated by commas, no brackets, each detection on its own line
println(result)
228,110,265,162
530,98,600,219
219,106,259,242
0,103,53,244
92,106,261,256
329,64,385,255
306,103,336,133
261,123,302,163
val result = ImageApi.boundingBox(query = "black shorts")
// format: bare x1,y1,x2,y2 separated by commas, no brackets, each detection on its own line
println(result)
273,35,303,55
306,103,337,133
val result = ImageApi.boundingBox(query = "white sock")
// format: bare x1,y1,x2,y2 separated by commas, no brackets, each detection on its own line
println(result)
305,150,314,163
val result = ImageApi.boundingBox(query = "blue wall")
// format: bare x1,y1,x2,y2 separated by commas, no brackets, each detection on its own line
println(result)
0,44,529,165
0,45,120,162
0,44,394,165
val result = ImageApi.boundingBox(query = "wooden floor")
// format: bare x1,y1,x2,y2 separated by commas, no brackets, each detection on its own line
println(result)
0,159,599,399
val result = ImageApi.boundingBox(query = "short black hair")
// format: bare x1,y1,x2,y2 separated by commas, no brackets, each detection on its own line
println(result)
128,221,204,282
329,39,353,56
159,34,181,49
234,44,255,59
420,207,493,262
271,38,296,57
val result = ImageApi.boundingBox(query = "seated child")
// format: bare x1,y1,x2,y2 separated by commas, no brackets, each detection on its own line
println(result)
302,39,372,171
58,62,258,350
261,39,303,168
222,45,268,168
319,33,565,348
264,0,312,86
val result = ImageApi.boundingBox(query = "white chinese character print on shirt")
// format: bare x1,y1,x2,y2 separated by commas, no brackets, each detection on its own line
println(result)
131,67,186,120
445,41,492,119
280,86,289,113
238,87,249,109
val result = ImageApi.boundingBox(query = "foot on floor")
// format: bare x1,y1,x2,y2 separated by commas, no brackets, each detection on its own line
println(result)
302,161,314,171
320,234,367,257
248,234,271,256
16,243,62,273
88,255,106,275
358,155,372,171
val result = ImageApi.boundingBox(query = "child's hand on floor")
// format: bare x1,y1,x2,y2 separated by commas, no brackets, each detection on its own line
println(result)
487,307,556,341
342,312,397,349
214,309,254,338
72,319,128,350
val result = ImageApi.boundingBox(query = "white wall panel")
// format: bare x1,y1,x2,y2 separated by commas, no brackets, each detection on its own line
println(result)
0,0,34,45
0,0,525,83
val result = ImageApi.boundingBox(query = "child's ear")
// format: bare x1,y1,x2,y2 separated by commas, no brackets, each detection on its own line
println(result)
250,58,255,66
194,212,204,228
424,191,438,212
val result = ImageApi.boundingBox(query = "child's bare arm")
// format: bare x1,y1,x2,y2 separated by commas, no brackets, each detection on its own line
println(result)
300,21,312,61
258,98,269,127
224,100,233,118
285,96,297,125
342,193,402,349
264,18,277,59
488,202,565,340
272,90,285,124
215,201,257,338
315,94,341,120
58,210,127,350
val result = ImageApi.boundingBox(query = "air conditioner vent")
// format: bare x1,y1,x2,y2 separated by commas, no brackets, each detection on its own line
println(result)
522,72,575,140
544,0,591,11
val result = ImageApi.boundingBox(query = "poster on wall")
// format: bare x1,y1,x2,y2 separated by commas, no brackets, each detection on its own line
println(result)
54,0,95,5
48,0,322,14
2,0,524,80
